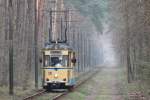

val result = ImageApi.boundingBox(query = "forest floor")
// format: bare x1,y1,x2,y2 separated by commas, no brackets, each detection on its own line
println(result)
60,66,149,100
0,66,149,100
0,86,38,100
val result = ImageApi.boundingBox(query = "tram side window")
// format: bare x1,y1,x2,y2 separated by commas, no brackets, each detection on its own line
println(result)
62,55,69,67
44,55,50,67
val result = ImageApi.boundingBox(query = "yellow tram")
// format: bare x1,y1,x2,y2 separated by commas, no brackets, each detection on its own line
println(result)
42,42,76,90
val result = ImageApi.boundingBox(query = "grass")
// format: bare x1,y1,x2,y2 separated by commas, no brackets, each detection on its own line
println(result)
96,95,112,100
0,85,42,100
67,92,86,100
0,86,12,100
0,66,149,100
116,66,150,99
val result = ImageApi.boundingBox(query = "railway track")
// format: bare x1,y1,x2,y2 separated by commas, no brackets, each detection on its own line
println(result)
23,70,98,100
52,70,98,100
23,89,46,100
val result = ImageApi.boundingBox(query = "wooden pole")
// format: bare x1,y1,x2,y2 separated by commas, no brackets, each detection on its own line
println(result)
49,9,52,42
8,0,14,95
34,0,39,89
9,42,13,95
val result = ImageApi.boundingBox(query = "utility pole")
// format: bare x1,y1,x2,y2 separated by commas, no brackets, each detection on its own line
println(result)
34,0,39,89
77,31,80,72
84,37,86,71
8,0,14,95
89,39,91,70
80,33,83,71
49,9,52,42
53,0,58,41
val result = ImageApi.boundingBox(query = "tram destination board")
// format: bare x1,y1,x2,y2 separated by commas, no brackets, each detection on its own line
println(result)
50,51,62,54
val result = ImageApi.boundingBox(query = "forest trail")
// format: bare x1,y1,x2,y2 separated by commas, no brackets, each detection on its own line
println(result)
85,66,125,100
61,66,127,100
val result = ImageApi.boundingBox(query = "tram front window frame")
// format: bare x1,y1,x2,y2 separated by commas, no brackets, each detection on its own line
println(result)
43,55,69,67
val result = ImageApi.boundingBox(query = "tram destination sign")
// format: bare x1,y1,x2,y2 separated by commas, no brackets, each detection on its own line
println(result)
50,50,62,55
45,50,68,55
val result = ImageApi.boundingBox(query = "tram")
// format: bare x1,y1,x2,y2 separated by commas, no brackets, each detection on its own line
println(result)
41,42,76,90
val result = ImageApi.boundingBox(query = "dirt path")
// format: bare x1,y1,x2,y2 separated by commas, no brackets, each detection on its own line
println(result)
61,66,127,100
85,66,124,100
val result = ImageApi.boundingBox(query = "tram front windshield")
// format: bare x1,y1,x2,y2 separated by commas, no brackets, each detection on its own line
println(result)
44,55,68,67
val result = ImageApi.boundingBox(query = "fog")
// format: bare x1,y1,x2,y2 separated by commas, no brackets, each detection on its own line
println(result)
101,23,118,66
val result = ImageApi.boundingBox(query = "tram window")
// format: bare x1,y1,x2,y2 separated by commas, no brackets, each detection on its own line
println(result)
50,57,60,66
62,55,69,67
50,55,69,67
44,55,50,67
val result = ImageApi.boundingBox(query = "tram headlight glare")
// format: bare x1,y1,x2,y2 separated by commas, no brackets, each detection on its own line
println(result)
54,74,58,78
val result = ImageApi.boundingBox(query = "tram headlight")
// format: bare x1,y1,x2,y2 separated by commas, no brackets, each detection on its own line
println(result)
54,74,58,78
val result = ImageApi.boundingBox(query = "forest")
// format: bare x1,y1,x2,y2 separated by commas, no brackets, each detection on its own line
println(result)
0,0,101,91
0,0,150,99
